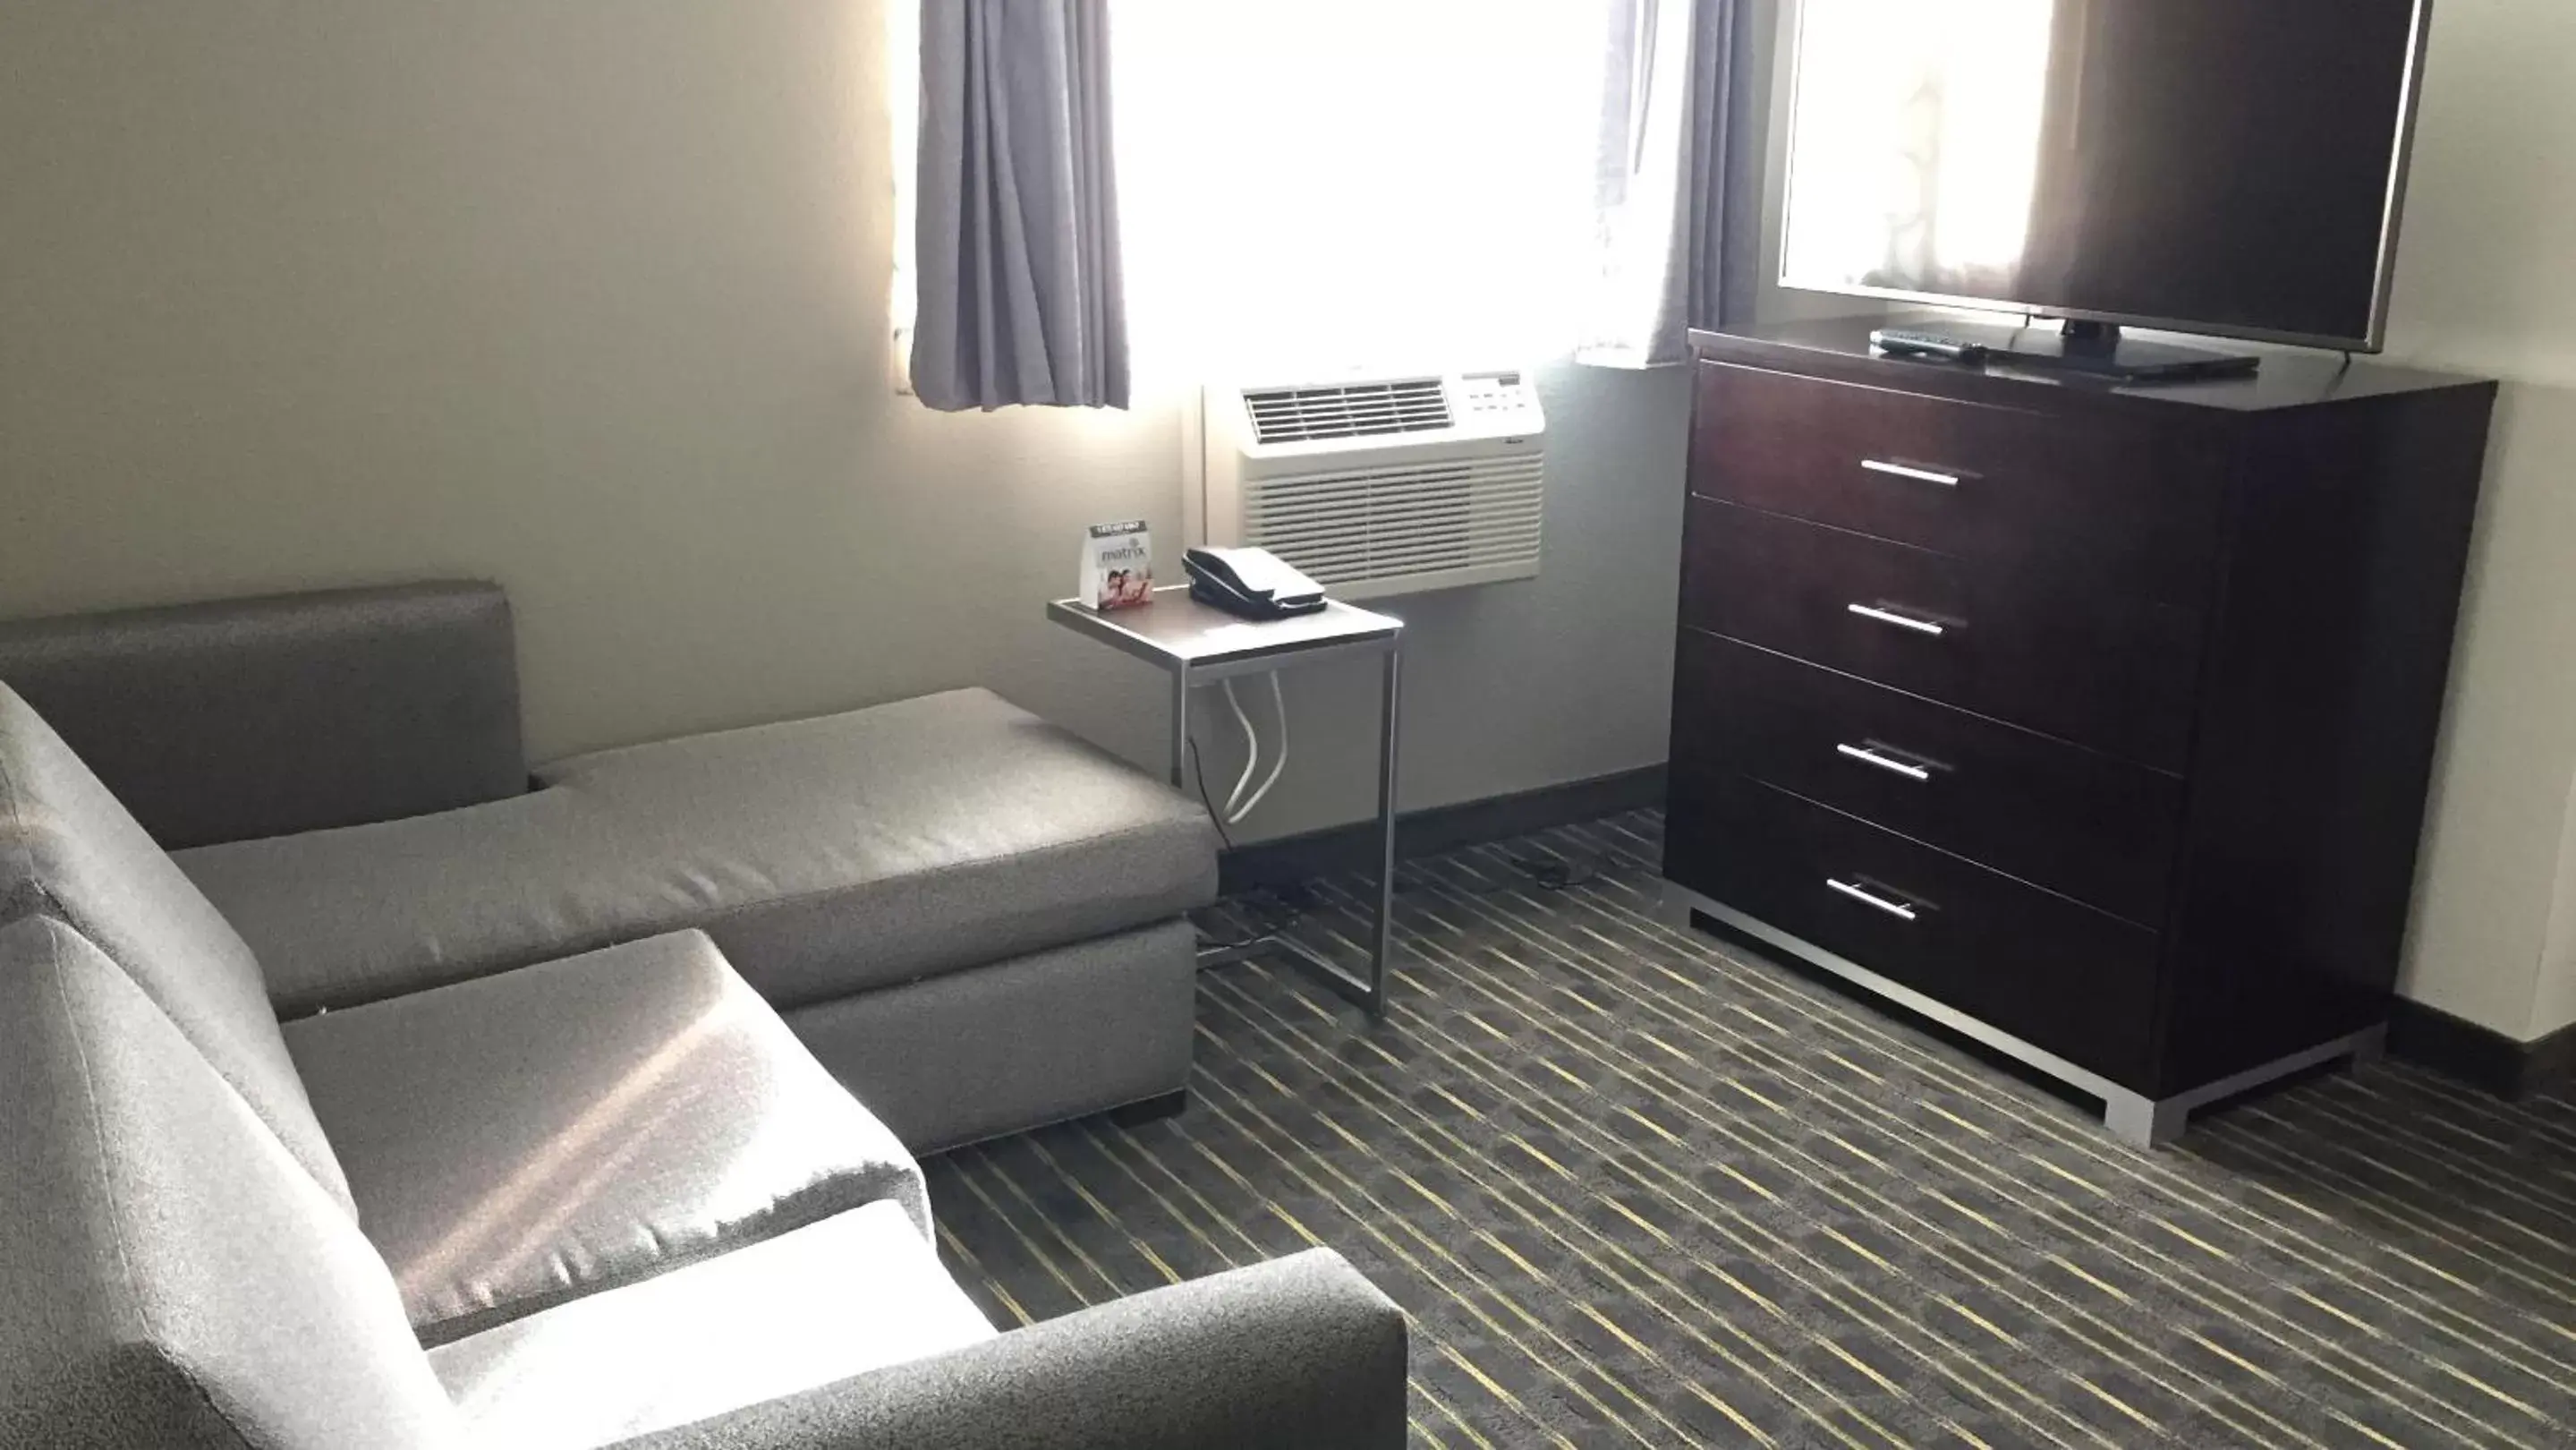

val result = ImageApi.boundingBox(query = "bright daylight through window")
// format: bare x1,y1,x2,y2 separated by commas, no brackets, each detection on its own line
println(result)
1113,0,1618,382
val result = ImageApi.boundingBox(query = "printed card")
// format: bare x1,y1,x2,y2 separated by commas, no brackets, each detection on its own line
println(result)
1081,520,1153,610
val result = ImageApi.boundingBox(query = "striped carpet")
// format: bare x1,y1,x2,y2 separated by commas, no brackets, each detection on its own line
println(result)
922,810,2576,1449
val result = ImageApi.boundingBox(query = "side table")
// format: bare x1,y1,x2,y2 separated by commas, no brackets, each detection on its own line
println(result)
1046,585,1402,1018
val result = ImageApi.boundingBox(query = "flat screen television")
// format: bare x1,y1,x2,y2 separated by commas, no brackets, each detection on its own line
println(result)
1778,0,2432,362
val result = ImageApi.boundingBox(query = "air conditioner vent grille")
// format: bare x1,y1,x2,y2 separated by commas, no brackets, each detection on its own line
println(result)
1242,455,1543,590
1242,379,1451,444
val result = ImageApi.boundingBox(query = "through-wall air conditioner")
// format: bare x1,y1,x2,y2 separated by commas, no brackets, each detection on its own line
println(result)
1188,371,1546,601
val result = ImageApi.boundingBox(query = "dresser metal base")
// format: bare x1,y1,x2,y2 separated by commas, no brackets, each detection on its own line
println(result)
1655,881,2384,1148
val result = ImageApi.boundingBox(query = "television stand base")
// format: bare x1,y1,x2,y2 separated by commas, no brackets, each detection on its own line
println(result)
1891,317,2264,383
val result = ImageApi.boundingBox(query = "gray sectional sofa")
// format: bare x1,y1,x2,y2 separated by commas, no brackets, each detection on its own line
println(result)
0,589,1412,1447
0,581,1214,1150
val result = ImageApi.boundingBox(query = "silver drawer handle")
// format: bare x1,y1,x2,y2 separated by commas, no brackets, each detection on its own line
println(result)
1827,877,1919,920
1836,743,1932,781
1860,458,1961,487
1848,602,1946,636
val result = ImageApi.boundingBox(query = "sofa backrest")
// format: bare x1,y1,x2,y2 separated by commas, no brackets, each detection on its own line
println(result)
0,917,460,1448
0,683,355,1215
0,582,524,849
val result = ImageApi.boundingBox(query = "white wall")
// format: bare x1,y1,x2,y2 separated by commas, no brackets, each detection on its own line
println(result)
0,1,1687,844
2376,0,2576,1041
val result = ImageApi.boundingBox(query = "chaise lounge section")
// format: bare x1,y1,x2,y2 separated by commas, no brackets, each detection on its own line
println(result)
0,581,1217,1150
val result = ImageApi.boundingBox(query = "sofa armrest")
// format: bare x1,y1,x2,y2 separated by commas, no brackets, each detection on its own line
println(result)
610,1249,1409,1450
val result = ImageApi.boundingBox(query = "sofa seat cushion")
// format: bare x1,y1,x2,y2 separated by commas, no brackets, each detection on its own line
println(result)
429,1198,994,1450
180,688,1220,1018
283,929,931,1346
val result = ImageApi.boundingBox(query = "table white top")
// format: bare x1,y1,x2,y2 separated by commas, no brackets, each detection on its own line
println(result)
1046,585,1400,674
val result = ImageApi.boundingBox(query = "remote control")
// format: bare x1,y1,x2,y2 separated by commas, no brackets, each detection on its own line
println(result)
1870,328,1990,364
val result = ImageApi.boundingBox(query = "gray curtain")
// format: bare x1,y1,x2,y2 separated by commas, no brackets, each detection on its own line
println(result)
912,1,1129,411
1577,0,1736,367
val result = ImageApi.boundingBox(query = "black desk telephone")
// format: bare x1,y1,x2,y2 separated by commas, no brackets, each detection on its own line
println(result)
1183,546,1327,619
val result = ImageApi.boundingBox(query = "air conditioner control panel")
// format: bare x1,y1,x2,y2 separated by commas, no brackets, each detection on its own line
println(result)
1458,370,1543,429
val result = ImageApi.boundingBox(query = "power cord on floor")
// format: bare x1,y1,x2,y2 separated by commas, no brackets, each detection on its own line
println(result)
1203,849,1603,953
1194,883,1310,951
1397,848,1617,897
1507,851,1604,891
1180,653,1607,935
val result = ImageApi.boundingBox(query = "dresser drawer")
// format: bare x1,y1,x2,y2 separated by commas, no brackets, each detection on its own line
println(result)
1664,772,2163,1087
1674,632,2183,925
1680,498,2203,771
1691,362,2224,603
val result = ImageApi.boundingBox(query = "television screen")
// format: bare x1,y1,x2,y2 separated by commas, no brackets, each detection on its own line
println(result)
1779,0,2428,349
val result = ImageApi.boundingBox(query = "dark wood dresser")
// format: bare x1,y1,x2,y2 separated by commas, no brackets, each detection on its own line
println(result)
1662,317,2495,1144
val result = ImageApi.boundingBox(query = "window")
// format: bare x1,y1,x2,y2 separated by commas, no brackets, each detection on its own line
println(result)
1112,1,1620,380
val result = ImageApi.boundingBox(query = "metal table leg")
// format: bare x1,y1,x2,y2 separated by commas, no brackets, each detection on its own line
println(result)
1251,649,1397,1019
1191,650,1399,1019
1365,647,1400,1011
1168,670,1191,789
